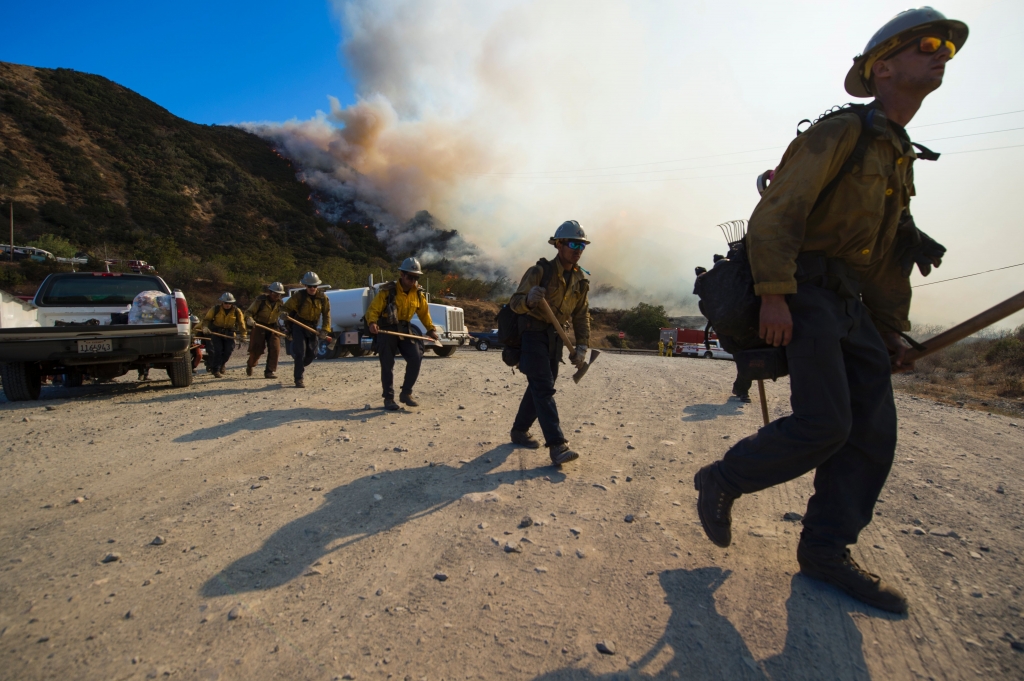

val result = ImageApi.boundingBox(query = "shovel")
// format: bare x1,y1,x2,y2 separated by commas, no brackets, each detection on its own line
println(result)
537,298,600,383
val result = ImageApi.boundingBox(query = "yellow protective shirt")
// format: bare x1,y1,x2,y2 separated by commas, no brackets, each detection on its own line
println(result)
366,282,434,331
281,289,331,333
747,111,918,331
509,257,590,346
203,305,246,333
245,294,283,326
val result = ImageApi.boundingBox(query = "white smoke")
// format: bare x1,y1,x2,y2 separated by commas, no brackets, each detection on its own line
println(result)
239,0,1024,326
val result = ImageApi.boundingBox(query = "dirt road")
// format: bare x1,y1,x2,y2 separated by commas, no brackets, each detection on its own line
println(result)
1,350,1023,680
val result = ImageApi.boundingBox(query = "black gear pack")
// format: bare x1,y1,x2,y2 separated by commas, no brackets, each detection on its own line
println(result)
496,258,557,367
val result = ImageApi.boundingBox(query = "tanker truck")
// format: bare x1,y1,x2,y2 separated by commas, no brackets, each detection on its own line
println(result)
283,278,470,360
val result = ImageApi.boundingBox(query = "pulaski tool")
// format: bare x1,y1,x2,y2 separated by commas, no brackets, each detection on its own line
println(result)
537,297,599,384
375,328,443,347
252,322,286,337
901,289,1024,366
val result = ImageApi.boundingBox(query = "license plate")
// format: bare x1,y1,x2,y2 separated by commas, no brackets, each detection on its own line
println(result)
77,339,112,353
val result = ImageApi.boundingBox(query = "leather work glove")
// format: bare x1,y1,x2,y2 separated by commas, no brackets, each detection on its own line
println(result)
318,330,329,341
245,317,255,328
573,344,588,365
200,326,210,336
895,214,946,277
526,286,546,308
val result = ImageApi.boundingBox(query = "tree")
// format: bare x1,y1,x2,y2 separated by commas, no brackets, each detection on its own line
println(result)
26,233,76,258
620,302,670,343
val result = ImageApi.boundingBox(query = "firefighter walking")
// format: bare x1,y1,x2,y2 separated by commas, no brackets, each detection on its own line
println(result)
366,258,439,411
245,282,285,379
202,292,247,378
280,272,331,389
693,8,963,614
508,220,591,466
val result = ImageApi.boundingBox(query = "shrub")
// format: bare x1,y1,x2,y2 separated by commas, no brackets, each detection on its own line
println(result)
26,233,76,258
985,337,1024,370
620,302,670,343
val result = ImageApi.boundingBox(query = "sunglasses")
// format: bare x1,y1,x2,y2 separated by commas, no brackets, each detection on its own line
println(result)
563,240,587,251
916,36,956,59
401,272,420,281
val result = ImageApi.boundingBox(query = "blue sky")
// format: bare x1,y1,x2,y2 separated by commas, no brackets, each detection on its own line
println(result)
1,0,357,124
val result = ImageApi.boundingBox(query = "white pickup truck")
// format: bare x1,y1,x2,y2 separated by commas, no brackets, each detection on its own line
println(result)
0,272,194,400
282,280,470,360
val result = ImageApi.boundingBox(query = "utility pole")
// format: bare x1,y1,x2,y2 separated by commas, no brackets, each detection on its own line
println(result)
2,184,10,261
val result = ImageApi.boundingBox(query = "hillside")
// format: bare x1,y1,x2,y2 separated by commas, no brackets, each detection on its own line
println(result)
0,62,388,292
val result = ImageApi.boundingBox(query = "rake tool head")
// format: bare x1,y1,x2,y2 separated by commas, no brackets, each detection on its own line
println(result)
716,219,748,247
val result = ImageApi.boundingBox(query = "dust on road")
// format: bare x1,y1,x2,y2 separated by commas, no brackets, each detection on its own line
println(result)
1,351,1022,680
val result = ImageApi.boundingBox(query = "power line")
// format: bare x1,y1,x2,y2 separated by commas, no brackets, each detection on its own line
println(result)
913,262,1024,288
909,109,1024,129
943,143,1024,156
475,107,1024,178
918,126,1024,143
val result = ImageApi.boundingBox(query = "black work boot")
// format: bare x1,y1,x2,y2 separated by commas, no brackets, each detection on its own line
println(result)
264,371,276,379
797,544,908,614
694,463,739,548
295,378,305,388
510,429,541,449
549,442,579,466
384,398,400,411
399,392,419,407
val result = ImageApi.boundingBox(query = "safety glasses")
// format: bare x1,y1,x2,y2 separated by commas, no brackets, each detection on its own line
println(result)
564,240,587,251
401,272,420,282
916,36,956,59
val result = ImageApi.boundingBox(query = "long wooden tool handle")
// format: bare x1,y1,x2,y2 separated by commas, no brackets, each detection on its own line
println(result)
253,322,286,337
757,379,769,426
904,289,1024,363
377,329,443,347
206,330,238,340
537,298,575,349
287,316,319,335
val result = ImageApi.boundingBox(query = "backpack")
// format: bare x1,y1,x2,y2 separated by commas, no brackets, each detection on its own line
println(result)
497,258,556,367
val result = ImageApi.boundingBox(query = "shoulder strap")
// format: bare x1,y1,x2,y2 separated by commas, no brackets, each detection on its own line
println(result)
537,258,556,288
809,105,886,214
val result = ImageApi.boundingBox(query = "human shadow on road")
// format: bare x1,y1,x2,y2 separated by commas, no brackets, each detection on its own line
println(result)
200,444,565,597
532,568,873,680
173,406,387,442
680,401,746,422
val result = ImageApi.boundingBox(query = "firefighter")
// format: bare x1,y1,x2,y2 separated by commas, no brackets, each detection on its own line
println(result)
508,220,591,466
366,257,439,410
201,292,247,378
245,282,285,379
693,8,963,614
666,338,675,357
280,272,331,389
658,338,665,357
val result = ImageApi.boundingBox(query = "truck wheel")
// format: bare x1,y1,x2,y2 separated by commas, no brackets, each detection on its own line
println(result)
477,340,489,351
349,347,366,357
1,362,42,401
168,353,193,387
432,345,457,357
703,351,713,359
334,346,351,358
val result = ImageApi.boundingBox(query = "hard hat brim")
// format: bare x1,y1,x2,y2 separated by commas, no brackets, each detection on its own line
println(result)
548,237,591,245
845,18,968,97
398,267,424,275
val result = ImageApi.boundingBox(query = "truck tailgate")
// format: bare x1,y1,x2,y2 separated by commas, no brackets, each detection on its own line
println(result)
0,324,189,363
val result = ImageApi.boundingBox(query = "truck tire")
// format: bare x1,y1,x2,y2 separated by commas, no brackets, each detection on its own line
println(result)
349,347,366,357
477,340,489,351
1,362,42,401
432,345,457,357
167,353,193,387
703,351,714,359
334,346,351,358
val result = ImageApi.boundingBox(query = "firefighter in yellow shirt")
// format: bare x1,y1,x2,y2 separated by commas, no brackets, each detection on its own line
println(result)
366,258,439,410
280,272,331,389
201,292,247,377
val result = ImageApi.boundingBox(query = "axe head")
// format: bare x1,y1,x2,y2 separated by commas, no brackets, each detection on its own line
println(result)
572,349,601,384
